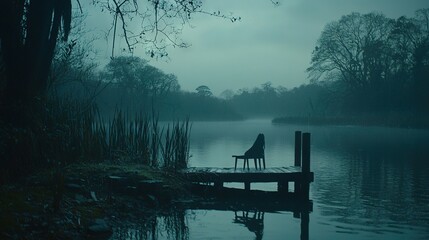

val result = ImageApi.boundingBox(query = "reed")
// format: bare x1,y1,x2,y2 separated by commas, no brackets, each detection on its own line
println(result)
43,96,106,164
43,97,191,170
161,118,191,170
1,96,191,183
107,110,150,163
105,110,191,169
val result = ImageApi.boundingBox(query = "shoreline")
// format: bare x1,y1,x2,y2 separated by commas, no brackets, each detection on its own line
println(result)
272,115,429,129
0,163,192,239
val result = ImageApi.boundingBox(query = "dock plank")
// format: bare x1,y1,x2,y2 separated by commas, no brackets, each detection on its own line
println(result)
181,166,313,187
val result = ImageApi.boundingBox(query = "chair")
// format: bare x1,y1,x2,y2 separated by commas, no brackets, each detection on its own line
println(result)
232,133,265,170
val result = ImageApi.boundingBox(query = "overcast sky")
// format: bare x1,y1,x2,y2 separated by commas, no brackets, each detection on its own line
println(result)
83,0,429,96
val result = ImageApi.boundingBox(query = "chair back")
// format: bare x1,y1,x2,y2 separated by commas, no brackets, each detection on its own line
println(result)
245,133,265,158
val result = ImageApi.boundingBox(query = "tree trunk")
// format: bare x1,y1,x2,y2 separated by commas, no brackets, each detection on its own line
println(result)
1,0,60,127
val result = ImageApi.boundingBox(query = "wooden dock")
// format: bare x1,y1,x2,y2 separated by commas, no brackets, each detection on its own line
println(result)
182,167,313,191
181,131,314,198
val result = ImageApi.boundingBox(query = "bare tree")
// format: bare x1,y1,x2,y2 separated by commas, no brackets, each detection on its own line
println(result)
307,12,393,92
93,0,241,58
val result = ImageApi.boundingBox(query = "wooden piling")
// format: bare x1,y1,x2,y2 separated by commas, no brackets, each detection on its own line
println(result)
301,132,311,199
294,131,302,194
278,181,289,193
294,131,302,167
244,182,251,191
214,181,223,189
302,133,310,173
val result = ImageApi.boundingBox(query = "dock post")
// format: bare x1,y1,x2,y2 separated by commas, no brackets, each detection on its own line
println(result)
244,182,251,191
277,181,289,194
294,131,302,167
294,131,302,194
301,133,311,200
214,181,223,189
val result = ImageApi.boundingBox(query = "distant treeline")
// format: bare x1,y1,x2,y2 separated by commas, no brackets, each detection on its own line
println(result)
54,8,429,128
301,10,429,127
232,9,429,128
54,56,241,121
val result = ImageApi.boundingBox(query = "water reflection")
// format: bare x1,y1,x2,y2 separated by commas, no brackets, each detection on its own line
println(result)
315,164,429,235
111,121,429,239
187,121,429,239
312,127,429,237
110,196,312,240
111,211,188,240
234,210,265,239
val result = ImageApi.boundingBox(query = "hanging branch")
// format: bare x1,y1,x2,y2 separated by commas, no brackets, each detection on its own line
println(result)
95,0,241,58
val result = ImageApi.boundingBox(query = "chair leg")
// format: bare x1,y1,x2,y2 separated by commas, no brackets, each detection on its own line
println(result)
254,158,258,169
246,159,250,170
235,158,237,170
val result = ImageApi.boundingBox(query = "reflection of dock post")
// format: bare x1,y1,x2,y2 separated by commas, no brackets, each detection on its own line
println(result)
301,210,309,240
302,133,311,200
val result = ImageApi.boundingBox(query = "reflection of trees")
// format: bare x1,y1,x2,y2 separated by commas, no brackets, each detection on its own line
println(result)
314,127,429,233
234,210,264,240
113,210,188,240
163,211,189,240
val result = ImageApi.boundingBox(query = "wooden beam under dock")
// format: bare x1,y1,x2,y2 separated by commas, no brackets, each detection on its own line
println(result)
180,166,314,196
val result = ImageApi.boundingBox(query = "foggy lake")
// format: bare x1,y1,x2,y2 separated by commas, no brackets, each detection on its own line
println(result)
110,120,429,240
3,1,429,239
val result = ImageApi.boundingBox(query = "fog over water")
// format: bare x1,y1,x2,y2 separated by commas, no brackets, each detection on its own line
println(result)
111,120,429,239
2,1,429,239
186,120,429,239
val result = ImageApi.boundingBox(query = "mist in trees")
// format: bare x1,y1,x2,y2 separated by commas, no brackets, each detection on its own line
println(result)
1,1,429,183
54,8,429,126
218,9,429,127
307,10,429,122
0,0,241,182
183,8,428,127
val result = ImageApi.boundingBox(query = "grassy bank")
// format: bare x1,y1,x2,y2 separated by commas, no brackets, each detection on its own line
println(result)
0,96,192,184
0,92,197,238
0,163,191,239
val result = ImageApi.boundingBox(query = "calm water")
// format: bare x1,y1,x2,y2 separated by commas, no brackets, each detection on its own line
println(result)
113,120,429,240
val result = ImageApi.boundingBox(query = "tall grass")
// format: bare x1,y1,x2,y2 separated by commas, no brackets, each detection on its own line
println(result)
161,119,191,170
45,97,191,169
105,110,191,170
1,96,191,184
43,97,107,164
